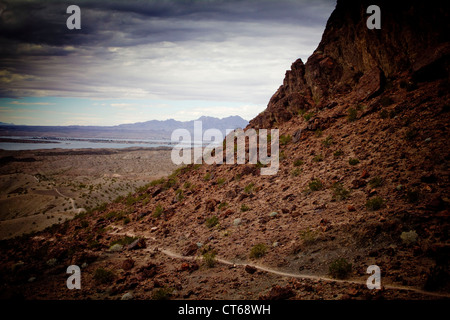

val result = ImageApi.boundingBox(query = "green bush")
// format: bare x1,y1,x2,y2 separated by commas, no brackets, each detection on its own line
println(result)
348,158,360,165
400,230,418,245
293,159,304,167
203,251,217,268
110,236,138,247
303,112,314,121
368,176,383,188
250,243,268,259
291,168,302,177
312,154,324,162
153,204,164,218
366,197,384,211
280,134,292,146
333,150,344,157
217,178,226,186
244,183,255,194
152,287,173,300
329,258,352,279
206,215,219,228
308,179,323,191
240,204,250,212
299,228,319,245
332,182,350,201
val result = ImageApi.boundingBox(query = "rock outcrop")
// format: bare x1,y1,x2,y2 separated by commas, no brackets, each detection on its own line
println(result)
250,0,450,129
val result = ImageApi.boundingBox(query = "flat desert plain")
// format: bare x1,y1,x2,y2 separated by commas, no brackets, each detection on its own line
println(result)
0,147,178,239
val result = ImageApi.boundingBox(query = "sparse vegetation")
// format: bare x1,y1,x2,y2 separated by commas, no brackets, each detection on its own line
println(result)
244,183,255,194
202,251,217,268
333,149,344,157
204,172,211,181
312,154,324,162
240,204,250,212
299,228,319,245
153,204,164,218
217,178,226,186
218,202,228,210
205,215,219,228
366,196,384,211
400,230,418,245
110,236,138,247
291,167,302,177
308,179,324,191
329,258,352,279
152,287,173,300
293,159,304,167
368,176,383,188
348,158,360,165
303,112,314,121
332,182,350,200
249,243,268,259
280,134,292,145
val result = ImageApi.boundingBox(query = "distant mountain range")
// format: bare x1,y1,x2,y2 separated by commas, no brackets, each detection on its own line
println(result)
0,116,249,140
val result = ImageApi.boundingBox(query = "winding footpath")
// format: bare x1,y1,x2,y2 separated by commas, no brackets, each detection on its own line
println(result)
109,225,450,299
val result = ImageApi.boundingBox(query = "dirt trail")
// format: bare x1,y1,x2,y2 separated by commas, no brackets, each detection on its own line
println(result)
109,226,450,299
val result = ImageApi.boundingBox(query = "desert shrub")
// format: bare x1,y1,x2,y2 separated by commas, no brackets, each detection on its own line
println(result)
240,204,250,212
347,107,357,122
291,168,302,177
93,268,115,284
348,158,360,165
153,204,164,218
205,215,219,228
293,159,304,166
366,197,384,211
175,189,184,201
244,183,255,194
332,182,350,201
299,228,319,245
204,173,211,181
298,109,306,116
280,134,292,145
217,178,226,186
183,181,192,189
303,112,314,121
312,154,324,162
110,236,138,247
368,176,383,188
329,258,352,279
152,287,173,300
202,251,217,268
249,243,268,259
400,230,418,245
333,149,344,157
218,202,228,210
308,179,323,191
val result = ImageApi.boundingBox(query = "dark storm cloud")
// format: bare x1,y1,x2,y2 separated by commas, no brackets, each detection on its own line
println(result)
0,0,336,101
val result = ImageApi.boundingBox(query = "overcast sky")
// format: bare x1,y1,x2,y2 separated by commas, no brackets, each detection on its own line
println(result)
0,0,336,126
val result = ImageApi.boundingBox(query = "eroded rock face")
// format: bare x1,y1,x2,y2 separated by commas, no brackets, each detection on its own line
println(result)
249,0,450,129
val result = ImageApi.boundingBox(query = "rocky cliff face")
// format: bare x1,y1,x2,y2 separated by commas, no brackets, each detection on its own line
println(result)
0,1,449,300
250,0,450,129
